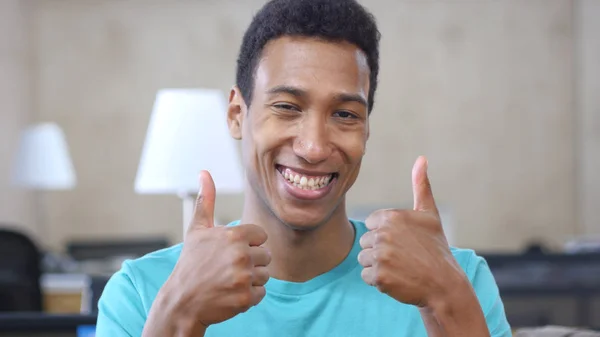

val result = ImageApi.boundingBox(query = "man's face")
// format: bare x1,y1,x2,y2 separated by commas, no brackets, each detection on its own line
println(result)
228,36,370,230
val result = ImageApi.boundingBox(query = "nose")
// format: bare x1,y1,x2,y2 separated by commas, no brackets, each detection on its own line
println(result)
292,115,332,164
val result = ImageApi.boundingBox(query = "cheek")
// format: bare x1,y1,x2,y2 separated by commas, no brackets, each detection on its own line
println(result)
240,122,258,172
340,130,368,163
241,117,282,169
351,138,367,159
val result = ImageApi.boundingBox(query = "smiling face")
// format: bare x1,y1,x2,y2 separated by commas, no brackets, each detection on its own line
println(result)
228,36,371,230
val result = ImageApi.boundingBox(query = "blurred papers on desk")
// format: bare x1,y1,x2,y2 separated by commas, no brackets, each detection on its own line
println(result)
42,274,89,314
565,235,600,253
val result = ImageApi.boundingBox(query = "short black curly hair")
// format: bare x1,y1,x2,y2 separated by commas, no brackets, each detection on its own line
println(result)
235,0,381,113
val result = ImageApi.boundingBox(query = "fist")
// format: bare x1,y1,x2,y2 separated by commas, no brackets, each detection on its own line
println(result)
358,156,466,308
166,171,271,328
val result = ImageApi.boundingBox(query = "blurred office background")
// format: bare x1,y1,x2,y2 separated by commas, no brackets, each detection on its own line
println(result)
0,0,599,335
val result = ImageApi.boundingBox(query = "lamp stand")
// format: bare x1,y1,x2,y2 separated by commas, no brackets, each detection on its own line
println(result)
33,190,48,249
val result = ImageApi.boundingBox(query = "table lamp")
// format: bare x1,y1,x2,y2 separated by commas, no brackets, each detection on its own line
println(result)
11,122,77,239
134,89,244,235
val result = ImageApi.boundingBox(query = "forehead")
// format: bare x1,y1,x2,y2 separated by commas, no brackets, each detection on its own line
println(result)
254,36,370,95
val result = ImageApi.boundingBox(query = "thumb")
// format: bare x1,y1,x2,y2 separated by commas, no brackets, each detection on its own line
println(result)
190,170,216,230
412,156,439,217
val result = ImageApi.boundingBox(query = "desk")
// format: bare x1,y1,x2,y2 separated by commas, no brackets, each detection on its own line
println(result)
0,313,96,337
484,252,600,329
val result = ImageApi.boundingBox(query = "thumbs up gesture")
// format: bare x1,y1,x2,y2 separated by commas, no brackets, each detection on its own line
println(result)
358,157,466,308
152,171,271,333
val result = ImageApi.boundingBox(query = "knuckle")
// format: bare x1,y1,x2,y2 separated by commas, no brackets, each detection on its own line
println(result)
225,227,244,243
255,226,268,241
374,269,393,292
253,272,265,285
229,248,251,267
416,213,442,232
379,211,396,225
375,230,392,245
254,286,266,302
231,270,252,288
430,216,444,232
262,250,272,266
367,209,388,224
386,209,407,222
376,248,394,265
364,210,380,223
236,291,253,310
235,250,251,266
374,269,391,289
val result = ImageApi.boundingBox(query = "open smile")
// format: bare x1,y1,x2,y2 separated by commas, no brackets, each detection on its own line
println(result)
276,165,338,200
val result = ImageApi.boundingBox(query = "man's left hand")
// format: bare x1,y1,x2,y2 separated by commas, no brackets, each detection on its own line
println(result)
358,156,469,308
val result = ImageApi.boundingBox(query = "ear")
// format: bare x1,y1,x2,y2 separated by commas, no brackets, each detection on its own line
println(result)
227,86,245,140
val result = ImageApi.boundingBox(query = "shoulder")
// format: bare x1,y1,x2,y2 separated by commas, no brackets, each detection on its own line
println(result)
101,244,183,312
449,247,486,277
449,247,512,335
96,244,182,335
448,247,499,296
126,243,184,277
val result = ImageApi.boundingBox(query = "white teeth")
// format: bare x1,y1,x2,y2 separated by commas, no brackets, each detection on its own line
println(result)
280,168,334,191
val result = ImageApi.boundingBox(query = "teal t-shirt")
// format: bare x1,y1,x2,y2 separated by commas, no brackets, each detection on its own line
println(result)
96,220,512,336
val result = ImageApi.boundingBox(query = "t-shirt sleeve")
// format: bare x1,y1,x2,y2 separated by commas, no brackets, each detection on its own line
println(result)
95,261,147,337
467,253,512,337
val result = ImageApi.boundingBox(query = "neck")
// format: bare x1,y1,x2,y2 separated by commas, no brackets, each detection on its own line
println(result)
240,191,355,283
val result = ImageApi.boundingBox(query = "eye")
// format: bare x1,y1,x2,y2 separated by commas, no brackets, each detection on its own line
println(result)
333,110,358,119
273,103,300,111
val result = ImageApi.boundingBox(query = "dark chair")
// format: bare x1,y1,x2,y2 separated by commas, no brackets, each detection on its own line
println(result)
0,228,43,312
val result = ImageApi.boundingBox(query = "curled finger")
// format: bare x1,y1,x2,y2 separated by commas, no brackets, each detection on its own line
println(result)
251,286,266,306
361,266,376,286
252,266,270,286
357,248,376,267
250,246,272,267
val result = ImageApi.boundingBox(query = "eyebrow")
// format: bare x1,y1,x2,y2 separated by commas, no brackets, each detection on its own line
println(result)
266,85,307,98
333,93,368,108
266,85,368,107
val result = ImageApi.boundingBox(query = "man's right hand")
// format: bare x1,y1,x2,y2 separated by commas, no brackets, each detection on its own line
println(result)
143,171,270,336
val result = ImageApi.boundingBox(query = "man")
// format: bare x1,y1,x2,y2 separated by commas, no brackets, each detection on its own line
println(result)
97,0,512,336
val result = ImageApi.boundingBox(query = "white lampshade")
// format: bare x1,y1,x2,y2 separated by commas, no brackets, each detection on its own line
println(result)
11,123,77,190
135,88,244,196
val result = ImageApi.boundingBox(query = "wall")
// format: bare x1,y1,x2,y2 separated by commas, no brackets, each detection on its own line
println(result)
351,0,575,250
576,0,600,237
2,0,593,251
0,0,36,240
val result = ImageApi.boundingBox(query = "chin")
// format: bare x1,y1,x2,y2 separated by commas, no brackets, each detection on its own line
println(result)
276,211,333,231
271,196,343,232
